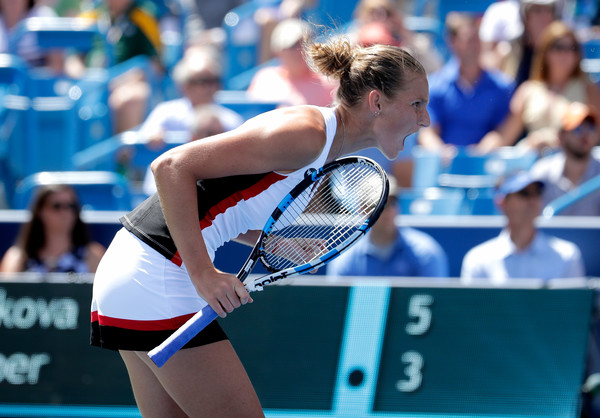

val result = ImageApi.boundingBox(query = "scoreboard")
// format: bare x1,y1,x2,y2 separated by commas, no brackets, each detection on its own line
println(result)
0,280,594,418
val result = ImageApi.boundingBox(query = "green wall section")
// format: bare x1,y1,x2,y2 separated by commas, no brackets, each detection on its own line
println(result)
0,282,593,417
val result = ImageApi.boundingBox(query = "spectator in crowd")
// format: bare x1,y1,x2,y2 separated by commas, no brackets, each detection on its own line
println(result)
247,18,337,107
0,0,64,72
253,0,316,63
138,45,243,145
418,12,515,155
66,0,163,134
327,177,449,278
530,101,600,216
142,103,227,196
348,0,443,74
496,21,600,153
461,170,585,283
480,0,561,86
0,184,106,274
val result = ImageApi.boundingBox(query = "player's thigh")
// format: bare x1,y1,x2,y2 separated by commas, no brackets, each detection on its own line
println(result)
138,340,264,418
120,350,188,418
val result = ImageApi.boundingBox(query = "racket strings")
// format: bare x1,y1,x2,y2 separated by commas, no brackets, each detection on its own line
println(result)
262,163,384,270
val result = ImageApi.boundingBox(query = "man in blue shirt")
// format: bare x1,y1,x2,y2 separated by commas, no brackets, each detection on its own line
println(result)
326,178,449,278
418,12,515,154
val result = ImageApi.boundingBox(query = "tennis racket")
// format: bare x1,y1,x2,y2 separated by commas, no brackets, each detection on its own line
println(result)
148,156,389,367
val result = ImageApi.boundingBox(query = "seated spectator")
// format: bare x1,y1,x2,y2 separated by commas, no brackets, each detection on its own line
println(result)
461,171,585,283
418,12,515,156
480,0,561,87
496,21,600,153
0,184,106,274
142,103,226,195
138,45,243,145
348,0,443,74
327,177,449,278
247,18,338,107
0,0,64,72
530,101,600,216
66,0,163,134
253,0,315,64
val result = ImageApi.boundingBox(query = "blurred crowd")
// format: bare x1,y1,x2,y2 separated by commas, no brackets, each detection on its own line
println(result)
0,0,599,288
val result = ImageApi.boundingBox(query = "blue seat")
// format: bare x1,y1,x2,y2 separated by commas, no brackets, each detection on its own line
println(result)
9,17,113,65
13,171,133,211
72,130,188,187
437,0,497,21
222,2,275,87
463,188,501,216
215,90,281,120
399,187,465,216
417,147,538,190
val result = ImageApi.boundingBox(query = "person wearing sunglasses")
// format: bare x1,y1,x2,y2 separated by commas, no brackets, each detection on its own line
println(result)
138,45,243,146
530,101,600,216
495,21,600,153
0,184,105,274
461,170,585,283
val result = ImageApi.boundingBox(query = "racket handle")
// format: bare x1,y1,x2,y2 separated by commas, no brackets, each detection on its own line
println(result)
148,305,218,367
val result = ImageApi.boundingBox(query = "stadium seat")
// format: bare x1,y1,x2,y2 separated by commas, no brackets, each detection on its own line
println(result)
215,90,281,120
437,0,497,21
13,171,133,211
399,187,465,215
222,1,273,88
413,146,538,190
463,187,501,216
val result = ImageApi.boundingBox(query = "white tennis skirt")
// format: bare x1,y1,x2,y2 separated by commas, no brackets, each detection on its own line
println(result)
90,228,227,351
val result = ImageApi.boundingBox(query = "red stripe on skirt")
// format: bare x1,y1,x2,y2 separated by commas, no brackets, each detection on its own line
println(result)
91,311,196,331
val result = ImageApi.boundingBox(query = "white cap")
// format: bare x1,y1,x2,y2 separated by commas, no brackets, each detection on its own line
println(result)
270,18,311,53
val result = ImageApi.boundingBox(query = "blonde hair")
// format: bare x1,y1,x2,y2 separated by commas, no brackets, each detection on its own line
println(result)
305,35,425,107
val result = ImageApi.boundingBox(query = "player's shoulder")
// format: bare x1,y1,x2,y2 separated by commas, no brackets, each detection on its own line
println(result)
267,106,327,135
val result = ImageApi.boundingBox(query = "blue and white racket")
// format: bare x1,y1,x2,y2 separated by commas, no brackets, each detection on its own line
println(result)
149,156,389,367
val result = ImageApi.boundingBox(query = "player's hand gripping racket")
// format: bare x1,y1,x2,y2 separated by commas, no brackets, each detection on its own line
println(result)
148,156,389,367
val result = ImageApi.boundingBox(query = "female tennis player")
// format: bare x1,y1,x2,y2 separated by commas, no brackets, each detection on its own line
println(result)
91,32,430,417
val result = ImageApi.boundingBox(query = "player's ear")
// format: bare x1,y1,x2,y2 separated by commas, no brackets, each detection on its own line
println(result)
368,90,383,117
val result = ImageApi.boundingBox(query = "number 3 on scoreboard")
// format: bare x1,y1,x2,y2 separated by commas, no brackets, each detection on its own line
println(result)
396,351,424,392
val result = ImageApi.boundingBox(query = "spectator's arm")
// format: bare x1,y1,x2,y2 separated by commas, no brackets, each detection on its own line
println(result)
418,125,445,151
493,83,529,147
0,246,26,273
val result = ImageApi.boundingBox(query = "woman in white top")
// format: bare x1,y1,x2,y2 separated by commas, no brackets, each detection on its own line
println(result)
91,32,430,417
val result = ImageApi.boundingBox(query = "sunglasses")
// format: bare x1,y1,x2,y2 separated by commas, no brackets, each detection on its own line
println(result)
187,77,220,86
49,202,78,212
515,188,542,198
571,122,597,136
549,43,578,53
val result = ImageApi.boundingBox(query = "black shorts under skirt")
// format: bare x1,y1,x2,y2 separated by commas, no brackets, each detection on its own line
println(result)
90,320,228,352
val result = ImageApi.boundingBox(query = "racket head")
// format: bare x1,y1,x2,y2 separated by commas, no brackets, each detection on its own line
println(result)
248,156,389,287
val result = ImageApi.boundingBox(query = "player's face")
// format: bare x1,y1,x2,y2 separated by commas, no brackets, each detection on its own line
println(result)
374,73,430,159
